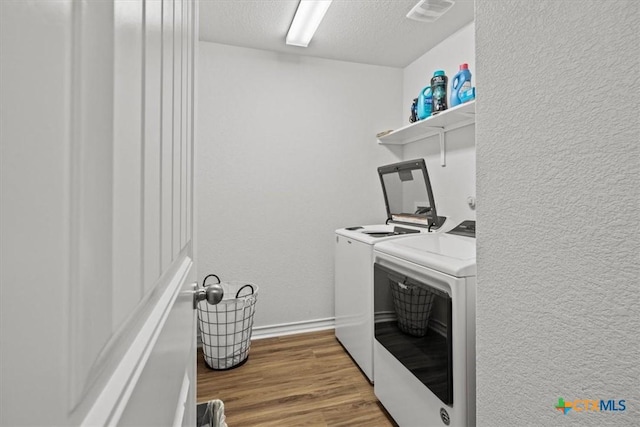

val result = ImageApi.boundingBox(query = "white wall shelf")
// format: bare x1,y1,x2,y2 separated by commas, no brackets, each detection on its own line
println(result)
377,100,475,166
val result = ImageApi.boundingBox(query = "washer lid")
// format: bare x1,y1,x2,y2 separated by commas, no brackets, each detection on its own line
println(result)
375,233,476,277
377,159,443,230
336,224,425,245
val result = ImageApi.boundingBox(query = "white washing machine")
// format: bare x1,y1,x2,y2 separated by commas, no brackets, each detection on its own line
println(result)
372,222,476,426
335,159,448,383
335,224,427,382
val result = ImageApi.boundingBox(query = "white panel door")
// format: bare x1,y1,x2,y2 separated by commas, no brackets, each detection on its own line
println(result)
0,0,200,425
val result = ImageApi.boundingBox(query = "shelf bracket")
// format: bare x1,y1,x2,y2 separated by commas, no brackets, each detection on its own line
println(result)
438,129,446,167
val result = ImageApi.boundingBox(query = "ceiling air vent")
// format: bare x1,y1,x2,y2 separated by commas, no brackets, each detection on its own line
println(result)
406,0,455,22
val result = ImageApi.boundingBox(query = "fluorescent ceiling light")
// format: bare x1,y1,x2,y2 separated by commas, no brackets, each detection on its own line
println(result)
286,0,332,47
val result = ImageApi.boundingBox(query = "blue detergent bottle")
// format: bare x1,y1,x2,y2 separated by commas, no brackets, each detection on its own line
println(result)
417,86,432,120
450,63,472,107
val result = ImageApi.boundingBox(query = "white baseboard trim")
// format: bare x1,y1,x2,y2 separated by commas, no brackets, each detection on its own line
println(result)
197,317,335,348
251,317,335,340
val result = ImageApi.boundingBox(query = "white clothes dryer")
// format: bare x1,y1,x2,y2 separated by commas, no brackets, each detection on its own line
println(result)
372,222,476,426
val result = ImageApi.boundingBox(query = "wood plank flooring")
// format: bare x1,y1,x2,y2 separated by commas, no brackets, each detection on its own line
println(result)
197,329,397,426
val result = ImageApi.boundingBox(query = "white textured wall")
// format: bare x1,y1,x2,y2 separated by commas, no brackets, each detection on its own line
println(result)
403,23,476,224
476,1,639,425
197,42,402,328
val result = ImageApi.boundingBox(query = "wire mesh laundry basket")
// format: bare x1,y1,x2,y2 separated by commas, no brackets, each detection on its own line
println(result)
389,278,435,337
197,274,259,370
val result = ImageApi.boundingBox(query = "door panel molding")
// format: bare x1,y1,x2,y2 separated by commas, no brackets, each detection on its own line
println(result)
68,0,116,410
143,0,163,294
112,0,144,334
82,256,193,426
173,371,191,427
161,0,175,271
172,0,183,259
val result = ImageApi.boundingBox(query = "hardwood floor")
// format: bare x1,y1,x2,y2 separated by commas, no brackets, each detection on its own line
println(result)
197,330,397,426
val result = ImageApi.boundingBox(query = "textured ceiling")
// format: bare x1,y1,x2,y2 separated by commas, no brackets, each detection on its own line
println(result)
199,0,474,68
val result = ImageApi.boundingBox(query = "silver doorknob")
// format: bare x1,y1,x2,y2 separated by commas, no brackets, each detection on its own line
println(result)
193,283,224,309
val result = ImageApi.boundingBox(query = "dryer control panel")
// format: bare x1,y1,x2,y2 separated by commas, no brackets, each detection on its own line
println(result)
447,220,475,238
